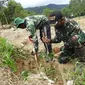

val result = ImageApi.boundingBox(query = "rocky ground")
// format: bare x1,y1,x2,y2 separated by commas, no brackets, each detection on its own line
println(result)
0,67,56,85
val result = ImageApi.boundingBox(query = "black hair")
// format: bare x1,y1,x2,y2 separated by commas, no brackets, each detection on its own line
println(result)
49,11,63,21
18,20,26,28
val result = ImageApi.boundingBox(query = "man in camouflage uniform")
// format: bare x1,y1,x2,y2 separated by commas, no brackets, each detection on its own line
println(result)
14,15,52,59
43,11,85,64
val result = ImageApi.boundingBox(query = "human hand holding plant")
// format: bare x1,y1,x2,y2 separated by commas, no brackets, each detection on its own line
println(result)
53,47,60,53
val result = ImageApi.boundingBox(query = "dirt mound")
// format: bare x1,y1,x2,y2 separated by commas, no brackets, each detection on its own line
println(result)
0,28,47,52
1,16,85,85
0,67,55,85
0,67,22,85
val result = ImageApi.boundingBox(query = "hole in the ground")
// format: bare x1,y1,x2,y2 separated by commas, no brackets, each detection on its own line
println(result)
15,57,37,75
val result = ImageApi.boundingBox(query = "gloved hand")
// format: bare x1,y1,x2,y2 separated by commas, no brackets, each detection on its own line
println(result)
53,47,60,53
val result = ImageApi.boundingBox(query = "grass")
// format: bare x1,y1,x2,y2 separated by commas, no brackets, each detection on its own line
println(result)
0,37,17,72
39,51,62,82
71,62,85,85
62,60,85,85
1,37,85,84
21,70,29,81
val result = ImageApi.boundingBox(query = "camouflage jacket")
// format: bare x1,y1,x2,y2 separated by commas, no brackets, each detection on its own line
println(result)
25,15,48,52
51,18,85,50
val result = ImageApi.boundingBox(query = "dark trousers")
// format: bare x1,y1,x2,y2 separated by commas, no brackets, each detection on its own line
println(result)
40,23,52,54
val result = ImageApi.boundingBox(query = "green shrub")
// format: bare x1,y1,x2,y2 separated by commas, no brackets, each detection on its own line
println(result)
0,37,16,72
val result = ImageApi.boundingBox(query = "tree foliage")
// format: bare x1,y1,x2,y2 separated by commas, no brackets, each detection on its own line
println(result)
43,8,54,17
0,0,34,24
62,0,85,18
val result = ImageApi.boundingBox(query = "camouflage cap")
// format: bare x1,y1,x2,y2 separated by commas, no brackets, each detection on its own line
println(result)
14,17,25,28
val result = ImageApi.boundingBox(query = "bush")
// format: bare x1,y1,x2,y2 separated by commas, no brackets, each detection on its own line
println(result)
0,37,16,72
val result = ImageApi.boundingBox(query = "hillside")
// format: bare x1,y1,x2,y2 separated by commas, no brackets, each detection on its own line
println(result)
25,4,68,14
0,16,85,85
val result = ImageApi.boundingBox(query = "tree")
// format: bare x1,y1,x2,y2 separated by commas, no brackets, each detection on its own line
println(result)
5,0,28,23
62,0,85,17
0,0,30,24
43,8,54,16
0,0,9,24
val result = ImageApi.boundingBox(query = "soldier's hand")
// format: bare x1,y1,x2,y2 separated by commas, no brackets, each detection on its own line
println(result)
53,47,60,53
42,37,50,43
28,35,33,43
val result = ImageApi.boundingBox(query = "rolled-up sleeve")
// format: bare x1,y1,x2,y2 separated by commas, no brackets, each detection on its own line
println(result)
27,22,39,52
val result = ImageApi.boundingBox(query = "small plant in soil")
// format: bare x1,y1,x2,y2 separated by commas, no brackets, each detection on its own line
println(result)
21,70,29,81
